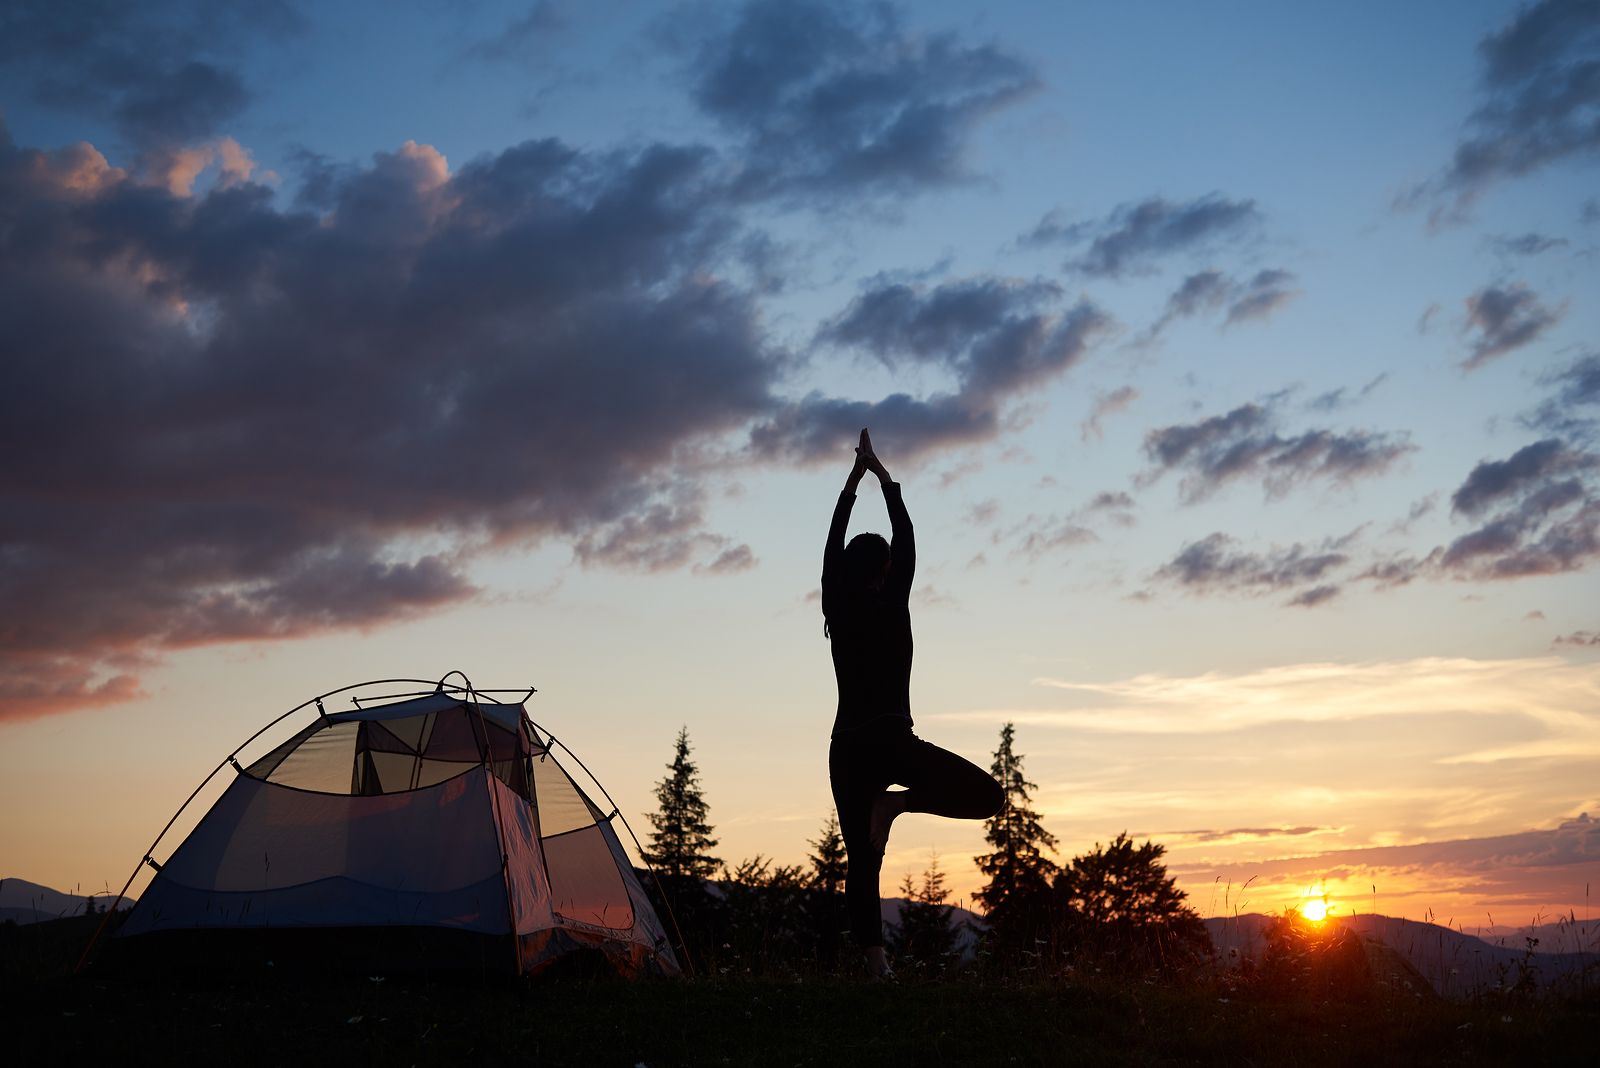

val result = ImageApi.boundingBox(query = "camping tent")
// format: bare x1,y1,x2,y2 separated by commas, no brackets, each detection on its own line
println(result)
104,675,680,977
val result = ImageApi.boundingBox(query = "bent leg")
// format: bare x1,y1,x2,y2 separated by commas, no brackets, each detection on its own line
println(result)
892,734,1003,821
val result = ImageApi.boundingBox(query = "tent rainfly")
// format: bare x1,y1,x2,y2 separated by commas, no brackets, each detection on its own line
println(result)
98,675,681,977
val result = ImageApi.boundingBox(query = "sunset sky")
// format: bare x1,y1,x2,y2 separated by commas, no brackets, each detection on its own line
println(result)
3,0,1598,929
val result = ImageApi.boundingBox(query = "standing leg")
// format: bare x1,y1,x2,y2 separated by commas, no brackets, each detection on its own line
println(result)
829,735,891,955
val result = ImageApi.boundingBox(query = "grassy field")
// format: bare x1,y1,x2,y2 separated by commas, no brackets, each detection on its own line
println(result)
5,918,1596,1065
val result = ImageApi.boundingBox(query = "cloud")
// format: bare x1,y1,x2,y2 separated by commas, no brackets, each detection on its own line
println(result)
464,1,570,62
0,0,302,149
1487,232,1570,256
976,657,1600,758
1309,373,1389,414
1153,826,1330,844
1170,814,1600,917
1419,0,1600,218
1555,629,1600,647
681,0,1039,202
1025,193,1262,277
1224,268,1301,325
0,128,789,720
1007,516,1098,559
1138,268,1299,342
1142,401,1414,502
1450,439,1591,517
1155,533,1349,602
1082,386,1139,440
753,277,1111,460
1437,440,1600,580
1462,283,1566,370
1525,352,1600,440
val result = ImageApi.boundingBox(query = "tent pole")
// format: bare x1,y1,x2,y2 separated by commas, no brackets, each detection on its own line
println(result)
541,728,696,978
447,669,524,977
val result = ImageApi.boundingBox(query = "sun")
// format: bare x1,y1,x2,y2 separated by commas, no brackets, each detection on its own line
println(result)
1299,896,1329,922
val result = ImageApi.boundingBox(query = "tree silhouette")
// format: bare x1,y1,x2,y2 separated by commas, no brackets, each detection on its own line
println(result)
643,726,721,879
807,813,848,968
1054,832,1210,965
974,723,1058,945
807,814,847,895
891,854,959,973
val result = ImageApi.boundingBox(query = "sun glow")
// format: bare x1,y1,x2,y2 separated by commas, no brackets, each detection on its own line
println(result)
1298,886,1331,922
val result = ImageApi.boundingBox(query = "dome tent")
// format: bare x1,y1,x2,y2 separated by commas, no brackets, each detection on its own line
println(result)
93,674,681,978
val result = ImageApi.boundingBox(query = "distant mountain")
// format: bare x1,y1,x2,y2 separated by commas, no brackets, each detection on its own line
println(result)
0,878,132,925
879,896,986,960
1204,912,1599,995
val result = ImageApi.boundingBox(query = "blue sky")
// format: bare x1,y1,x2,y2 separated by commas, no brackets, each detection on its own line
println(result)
2,0,1597,920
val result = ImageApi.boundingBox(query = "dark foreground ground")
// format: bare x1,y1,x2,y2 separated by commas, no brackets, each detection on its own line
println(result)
4,918,1595,1066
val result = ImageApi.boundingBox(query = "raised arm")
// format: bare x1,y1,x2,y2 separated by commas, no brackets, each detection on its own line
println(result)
821,454,865,614
856,428,915,598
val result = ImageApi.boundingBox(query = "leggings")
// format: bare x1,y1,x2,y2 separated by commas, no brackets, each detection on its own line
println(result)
828,722,1004,948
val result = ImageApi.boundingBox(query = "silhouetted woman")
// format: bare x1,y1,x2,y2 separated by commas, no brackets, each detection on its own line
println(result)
823,428,1003,978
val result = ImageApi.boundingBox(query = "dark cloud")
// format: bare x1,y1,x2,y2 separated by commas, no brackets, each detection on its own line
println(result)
1462,283,1566,369
1361,437,1600,586
1450,439,1590,517
1155,532,1349,602
1025,194,1262,278
1554,629,1600,646
753,277,1111,461
1525,352,1600,439
682,0,1038,202
1418,0,1600,219
1085,491,1135,512
0,0,302,148
0,127,793,720
1143,402,1413,502
1139,267,1298,341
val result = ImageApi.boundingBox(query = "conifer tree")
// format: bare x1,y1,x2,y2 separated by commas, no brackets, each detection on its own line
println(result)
974,723,1058,935
643,726,721,879
890,854,959,972
807,814,847,895
1054,832,1210,964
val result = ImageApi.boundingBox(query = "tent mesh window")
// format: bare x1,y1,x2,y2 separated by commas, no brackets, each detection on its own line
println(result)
245,698,534,800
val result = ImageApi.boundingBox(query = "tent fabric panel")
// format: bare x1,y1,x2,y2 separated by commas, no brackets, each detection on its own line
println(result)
488,776,553,937
598,820,677,961
543,825,635,931
516,926,677,979
368,750,419,793
118,871,510,935
327,692,525,731
264,721,360,792
360,720,417,755
533,755,599,837
421,705,487,761
245,720,326,780
414,759,479,789
155,770,504,894
381,711,434,753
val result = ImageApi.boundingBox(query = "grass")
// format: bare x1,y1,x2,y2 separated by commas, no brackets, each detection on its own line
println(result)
5,917,1596,1065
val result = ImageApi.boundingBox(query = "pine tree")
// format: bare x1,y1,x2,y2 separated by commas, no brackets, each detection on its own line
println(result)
807,814,847,895
974,723,1058,934
890,854,959,973
643,726,721,879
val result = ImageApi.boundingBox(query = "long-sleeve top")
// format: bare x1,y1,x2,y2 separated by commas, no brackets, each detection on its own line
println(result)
821,481,916,737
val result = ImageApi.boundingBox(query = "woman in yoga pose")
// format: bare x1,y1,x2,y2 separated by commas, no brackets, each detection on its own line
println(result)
823,428,1003,977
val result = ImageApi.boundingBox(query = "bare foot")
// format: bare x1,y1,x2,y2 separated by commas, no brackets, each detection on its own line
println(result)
865,945,895,980
868,789,908,854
